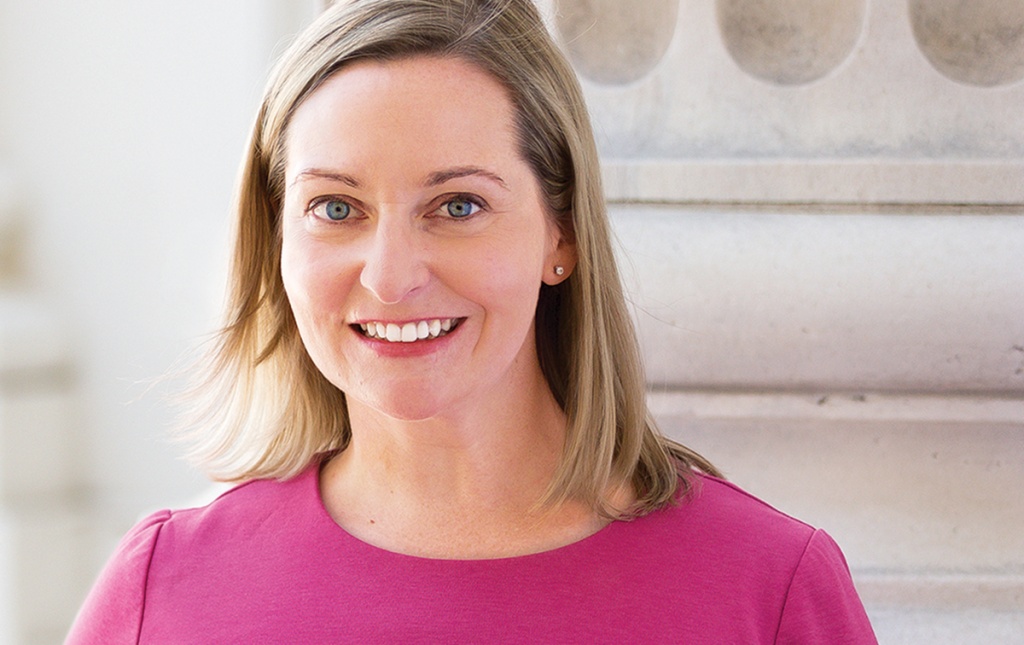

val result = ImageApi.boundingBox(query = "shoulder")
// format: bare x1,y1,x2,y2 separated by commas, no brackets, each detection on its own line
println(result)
624,474,818,595
648,474,876,642
614,474,825,584
151,469,311,542
686,473,807,526
664,473,819,558
775,528,877,643
66,510,171,644
66,467,318,643
661,474,856,584
124,467,323,579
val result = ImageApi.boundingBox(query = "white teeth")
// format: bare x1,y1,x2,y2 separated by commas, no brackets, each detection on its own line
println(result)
357,318,459,343
401,322,417,342
386,323,401,342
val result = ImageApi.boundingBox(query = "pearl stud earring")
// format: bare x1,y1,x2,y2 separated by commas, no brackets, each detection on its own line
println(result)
554,266,565,276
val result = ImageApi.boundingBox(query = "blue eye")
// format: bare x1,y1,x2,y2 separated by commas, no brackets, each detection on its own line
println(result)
323,200,351,221
446,198,479,218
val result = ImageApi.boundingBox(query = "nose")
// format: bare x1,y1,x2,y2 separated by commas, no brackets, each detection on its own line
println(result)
359,213,430,304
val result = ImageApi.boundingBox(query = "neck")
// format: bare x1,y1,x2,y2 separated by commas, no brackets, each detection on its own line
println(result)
319,371,605,558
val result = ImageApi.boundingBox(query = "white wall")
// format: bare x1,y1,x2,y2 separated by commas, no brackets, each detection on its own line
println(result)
0,0,320,514
0,1,318,641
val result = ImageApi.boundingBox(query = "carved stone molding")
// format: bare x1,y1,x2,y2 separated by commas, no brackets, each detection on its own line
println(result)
553,0,678,85
910,0,1024,87
717,0,866,85
540,0,1024,176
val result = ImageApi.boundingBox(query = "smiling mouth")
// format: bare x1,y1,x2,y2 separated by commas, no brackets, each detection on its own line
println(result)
356,318,462,343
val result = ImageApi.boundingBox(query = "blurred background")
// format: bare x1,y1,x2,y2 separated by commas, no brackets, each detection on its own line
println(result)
1,0,1023,643
0,1,320,642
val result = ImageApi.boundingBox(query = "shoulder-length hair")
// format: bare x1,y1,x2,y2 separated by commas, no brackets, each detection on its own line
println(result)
183,0,718,517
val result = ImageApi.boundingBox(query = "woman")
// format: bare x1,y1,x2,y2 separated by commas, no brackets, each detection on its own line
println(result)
69,0,876,641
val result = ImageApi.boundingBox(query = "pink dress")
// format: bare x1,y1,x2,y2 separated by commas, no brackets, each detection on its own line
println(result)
68,463,876,643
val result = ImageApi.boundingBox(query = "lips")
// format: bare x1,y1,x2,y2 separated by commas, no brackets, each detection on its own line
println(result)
356,318,462,343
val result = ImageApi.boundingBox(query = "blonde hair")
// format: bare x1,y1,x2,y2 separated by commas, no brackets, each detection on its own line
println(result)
184,0,718,516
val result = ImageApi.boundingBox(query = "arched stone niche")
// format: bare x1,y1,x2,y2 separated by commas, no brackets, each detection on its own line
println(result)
910,0,1024,87
716,0,866,85
553,0,678,85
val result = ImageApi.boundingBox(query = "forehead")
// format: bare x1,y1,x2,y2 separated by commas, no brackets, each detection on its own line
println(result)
284,55,521,177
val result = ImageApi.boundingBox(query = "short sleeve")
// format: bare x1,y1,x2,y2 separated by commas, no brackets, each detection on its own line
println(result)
775,529,877,644
66,509,171,645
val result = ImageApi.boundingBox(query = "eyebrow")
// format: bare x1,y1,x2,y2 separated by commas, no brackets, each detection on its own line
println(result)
290,169,362,189
426,166,510,191
289,165,510,191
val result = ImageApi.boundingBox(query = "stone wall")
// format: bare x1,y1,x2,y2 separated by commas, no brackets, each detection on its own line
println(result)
539,0,1024,641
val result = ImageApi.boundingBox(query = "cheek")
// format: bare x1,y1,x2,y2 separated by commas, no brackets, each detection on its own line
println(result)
469,236,548,318
280,235,358,385
280,233,351,322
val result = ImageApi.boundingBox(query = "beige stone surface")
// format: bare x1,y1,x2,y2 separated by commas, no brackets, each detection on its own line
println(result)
541,0,1024,159
910,0,1024,87
661,416,1024,571
602,159,1024,205
612,205,1024,394
716,0,866,85
554,0,678,85
868,607,1024,645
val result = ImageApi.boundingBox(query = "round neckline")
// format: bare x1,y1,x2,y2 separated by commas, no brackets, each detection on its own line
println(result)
306,457,624,564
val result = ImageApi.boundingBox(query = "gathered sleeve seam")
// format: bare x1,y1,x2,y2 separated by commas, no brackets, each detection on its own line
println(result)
133,509,171,644
771,527,819,645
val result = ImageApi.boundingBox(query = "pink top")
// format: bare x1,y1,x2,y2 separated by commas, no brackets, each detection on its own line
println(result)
68,463,876,643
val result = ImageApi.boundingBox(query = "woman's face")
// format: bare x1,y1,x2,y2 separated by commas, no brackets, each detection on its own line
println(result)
280,55,572,421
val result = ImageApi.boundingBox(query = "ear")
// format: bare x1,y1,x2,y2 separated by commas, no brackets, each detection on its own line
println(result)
542,225,577,286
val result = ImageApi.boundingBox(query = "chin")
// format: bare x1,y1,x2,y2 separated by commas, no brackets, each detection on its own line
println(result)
349,390,456,423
